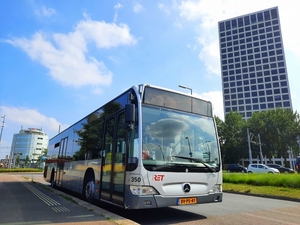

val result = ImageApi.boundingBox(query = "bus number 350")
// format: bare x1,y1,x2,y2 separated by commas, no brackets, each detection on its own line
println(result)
130,176,142,182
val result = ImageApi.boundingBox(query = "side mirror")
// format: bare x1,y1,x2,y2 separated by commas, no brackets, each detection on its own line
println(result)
125,104,135,130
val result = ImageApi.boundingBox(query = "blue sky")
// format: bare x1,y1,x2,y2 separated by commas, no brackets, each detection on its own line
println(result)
1,0,300,158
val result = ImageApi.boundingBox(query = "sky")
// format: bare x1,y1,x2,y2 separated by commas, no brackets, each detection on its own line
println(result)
1,0,300,159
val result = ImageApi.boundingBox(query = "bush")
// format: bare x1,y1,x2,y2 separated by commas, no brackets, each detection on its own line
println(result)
0,168,43,173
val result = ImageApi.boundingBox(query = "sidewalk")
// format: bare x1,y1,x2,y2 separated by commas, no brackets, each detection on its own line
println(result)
23,173,139,225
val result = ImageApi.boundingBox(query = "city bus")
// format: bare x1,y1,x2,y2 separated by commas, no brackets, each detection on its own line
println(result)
43,84,222,209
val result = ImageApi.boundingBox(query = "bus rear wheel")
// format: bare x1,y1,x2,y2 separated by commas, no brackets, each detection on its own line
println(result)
83,176,95,203
50,170,56,187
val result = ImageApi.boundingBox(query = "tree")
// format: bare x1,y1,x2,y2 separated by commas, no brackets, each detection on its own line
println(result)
221,111,248,163
248,108,300,163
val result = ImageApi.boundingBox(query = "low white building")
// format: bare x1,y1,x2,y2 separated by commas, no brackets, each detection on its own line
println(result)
9,127,48,167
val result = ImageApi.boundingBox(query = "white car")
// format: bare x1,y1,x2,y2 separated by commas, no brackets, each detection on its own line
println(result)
247,164,280,174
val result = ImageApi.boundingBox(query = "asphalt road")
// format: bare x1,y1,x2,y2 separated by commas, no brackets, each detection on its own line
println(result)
0,173,137,225
114,192,300,224
1,173,300,225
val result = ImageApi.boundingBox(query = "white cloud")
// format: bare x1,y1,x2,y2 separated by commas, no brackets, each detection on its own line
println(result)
34,5,56,17
177,0,300,76
133,2,144,13
6,16,137,88
0,105,69,139
158,3,171,16
114,3,123,22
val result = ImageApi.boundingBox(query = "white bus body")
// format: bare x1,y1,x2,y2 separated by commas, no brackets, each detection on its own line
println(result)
44,84,222,209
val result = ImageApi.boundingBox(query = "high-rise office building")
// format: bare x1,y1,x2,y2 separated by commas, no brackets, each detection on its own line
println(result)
218,6,293,119
9,127,48,167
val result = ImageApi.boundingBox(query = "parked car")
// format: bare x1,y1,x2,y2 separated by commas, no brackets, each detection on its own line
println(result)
267,164,294,173
227,164,247,173
247,164,280,174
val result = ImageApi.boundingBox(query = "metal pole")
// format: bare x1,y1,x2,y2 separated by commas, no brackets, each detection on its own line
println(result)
247,128,252,164
178,85,193,112
258,134,263,163
0,115,5,144
178,85,192,95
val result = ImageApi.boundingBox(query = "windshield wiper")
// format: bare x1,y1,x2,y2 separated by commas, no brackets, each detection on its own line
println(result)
171,155,216,172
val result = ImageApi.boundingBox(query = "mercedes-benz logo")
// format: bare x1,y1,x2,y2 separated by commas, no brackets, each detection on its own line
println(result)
182,183,191,193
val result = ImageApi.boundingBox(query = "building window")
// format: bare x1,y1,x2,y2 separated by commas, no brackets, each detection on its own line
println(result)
268,103,274,108
279,74,286,80
246,105,252,110
258,84,264,89
260,104,266,109
259,97,266,102
274,89,280,94
251,91,258,97
238,18,244,27
266,90,273,95
282,95,289,100
219,22,225,32
264,11,271,20
283,102,290,107
265,83,271,88
267,96,273,101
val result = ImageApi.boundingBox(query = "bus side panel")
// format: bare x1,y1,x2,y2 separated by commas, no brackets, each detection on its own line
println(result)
60,160,101,199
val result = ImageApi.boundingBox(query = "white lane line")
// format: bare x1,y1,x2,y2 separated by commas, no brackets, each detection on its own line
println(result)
22,181,60,206
13,175,70,213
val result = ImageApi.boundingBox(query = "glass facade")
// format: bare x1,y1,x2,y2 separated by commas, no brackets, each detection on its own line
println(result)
218,6,293,119
10,128,48,167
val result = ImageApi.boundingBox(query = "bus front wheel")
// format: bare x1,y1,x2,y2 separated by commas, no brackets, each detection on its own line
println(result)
83,175,95,203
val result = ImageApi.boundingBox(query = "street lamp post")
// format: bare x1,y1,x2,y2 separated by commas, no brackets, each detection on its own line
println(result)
178,85,192,95
179,85,193,112
0,115,5,144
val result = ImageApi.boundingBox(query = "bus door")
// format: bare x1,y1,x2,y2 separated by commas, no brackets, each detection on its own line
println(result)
56,137,68,187
101,111,126,206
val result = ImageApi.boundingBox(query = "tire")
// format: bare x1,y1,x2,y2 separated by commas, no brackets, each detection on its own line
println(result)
50,171,56,187
83,175,95,203
248,171,252,173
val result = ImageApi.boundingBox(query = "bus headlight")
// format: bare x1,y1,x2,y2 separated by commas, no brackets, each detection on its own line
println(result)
130,185,158,196
213,184,222,193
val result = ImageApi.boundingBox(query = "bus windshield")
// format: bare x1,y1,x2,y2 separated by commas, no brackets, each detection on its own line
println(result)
141,105,220,172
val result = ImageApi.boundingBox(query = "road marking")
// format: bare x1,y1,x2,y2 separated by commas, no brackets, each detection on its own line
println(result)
13,175,70,213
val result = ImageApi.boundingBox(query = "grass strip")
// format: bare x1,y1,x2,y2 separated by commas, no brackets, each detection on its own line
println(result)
223,183,300,201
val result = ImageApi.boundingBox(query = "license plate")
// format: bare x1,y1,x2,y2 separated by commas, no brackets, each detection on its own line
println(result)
178,197,197,205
